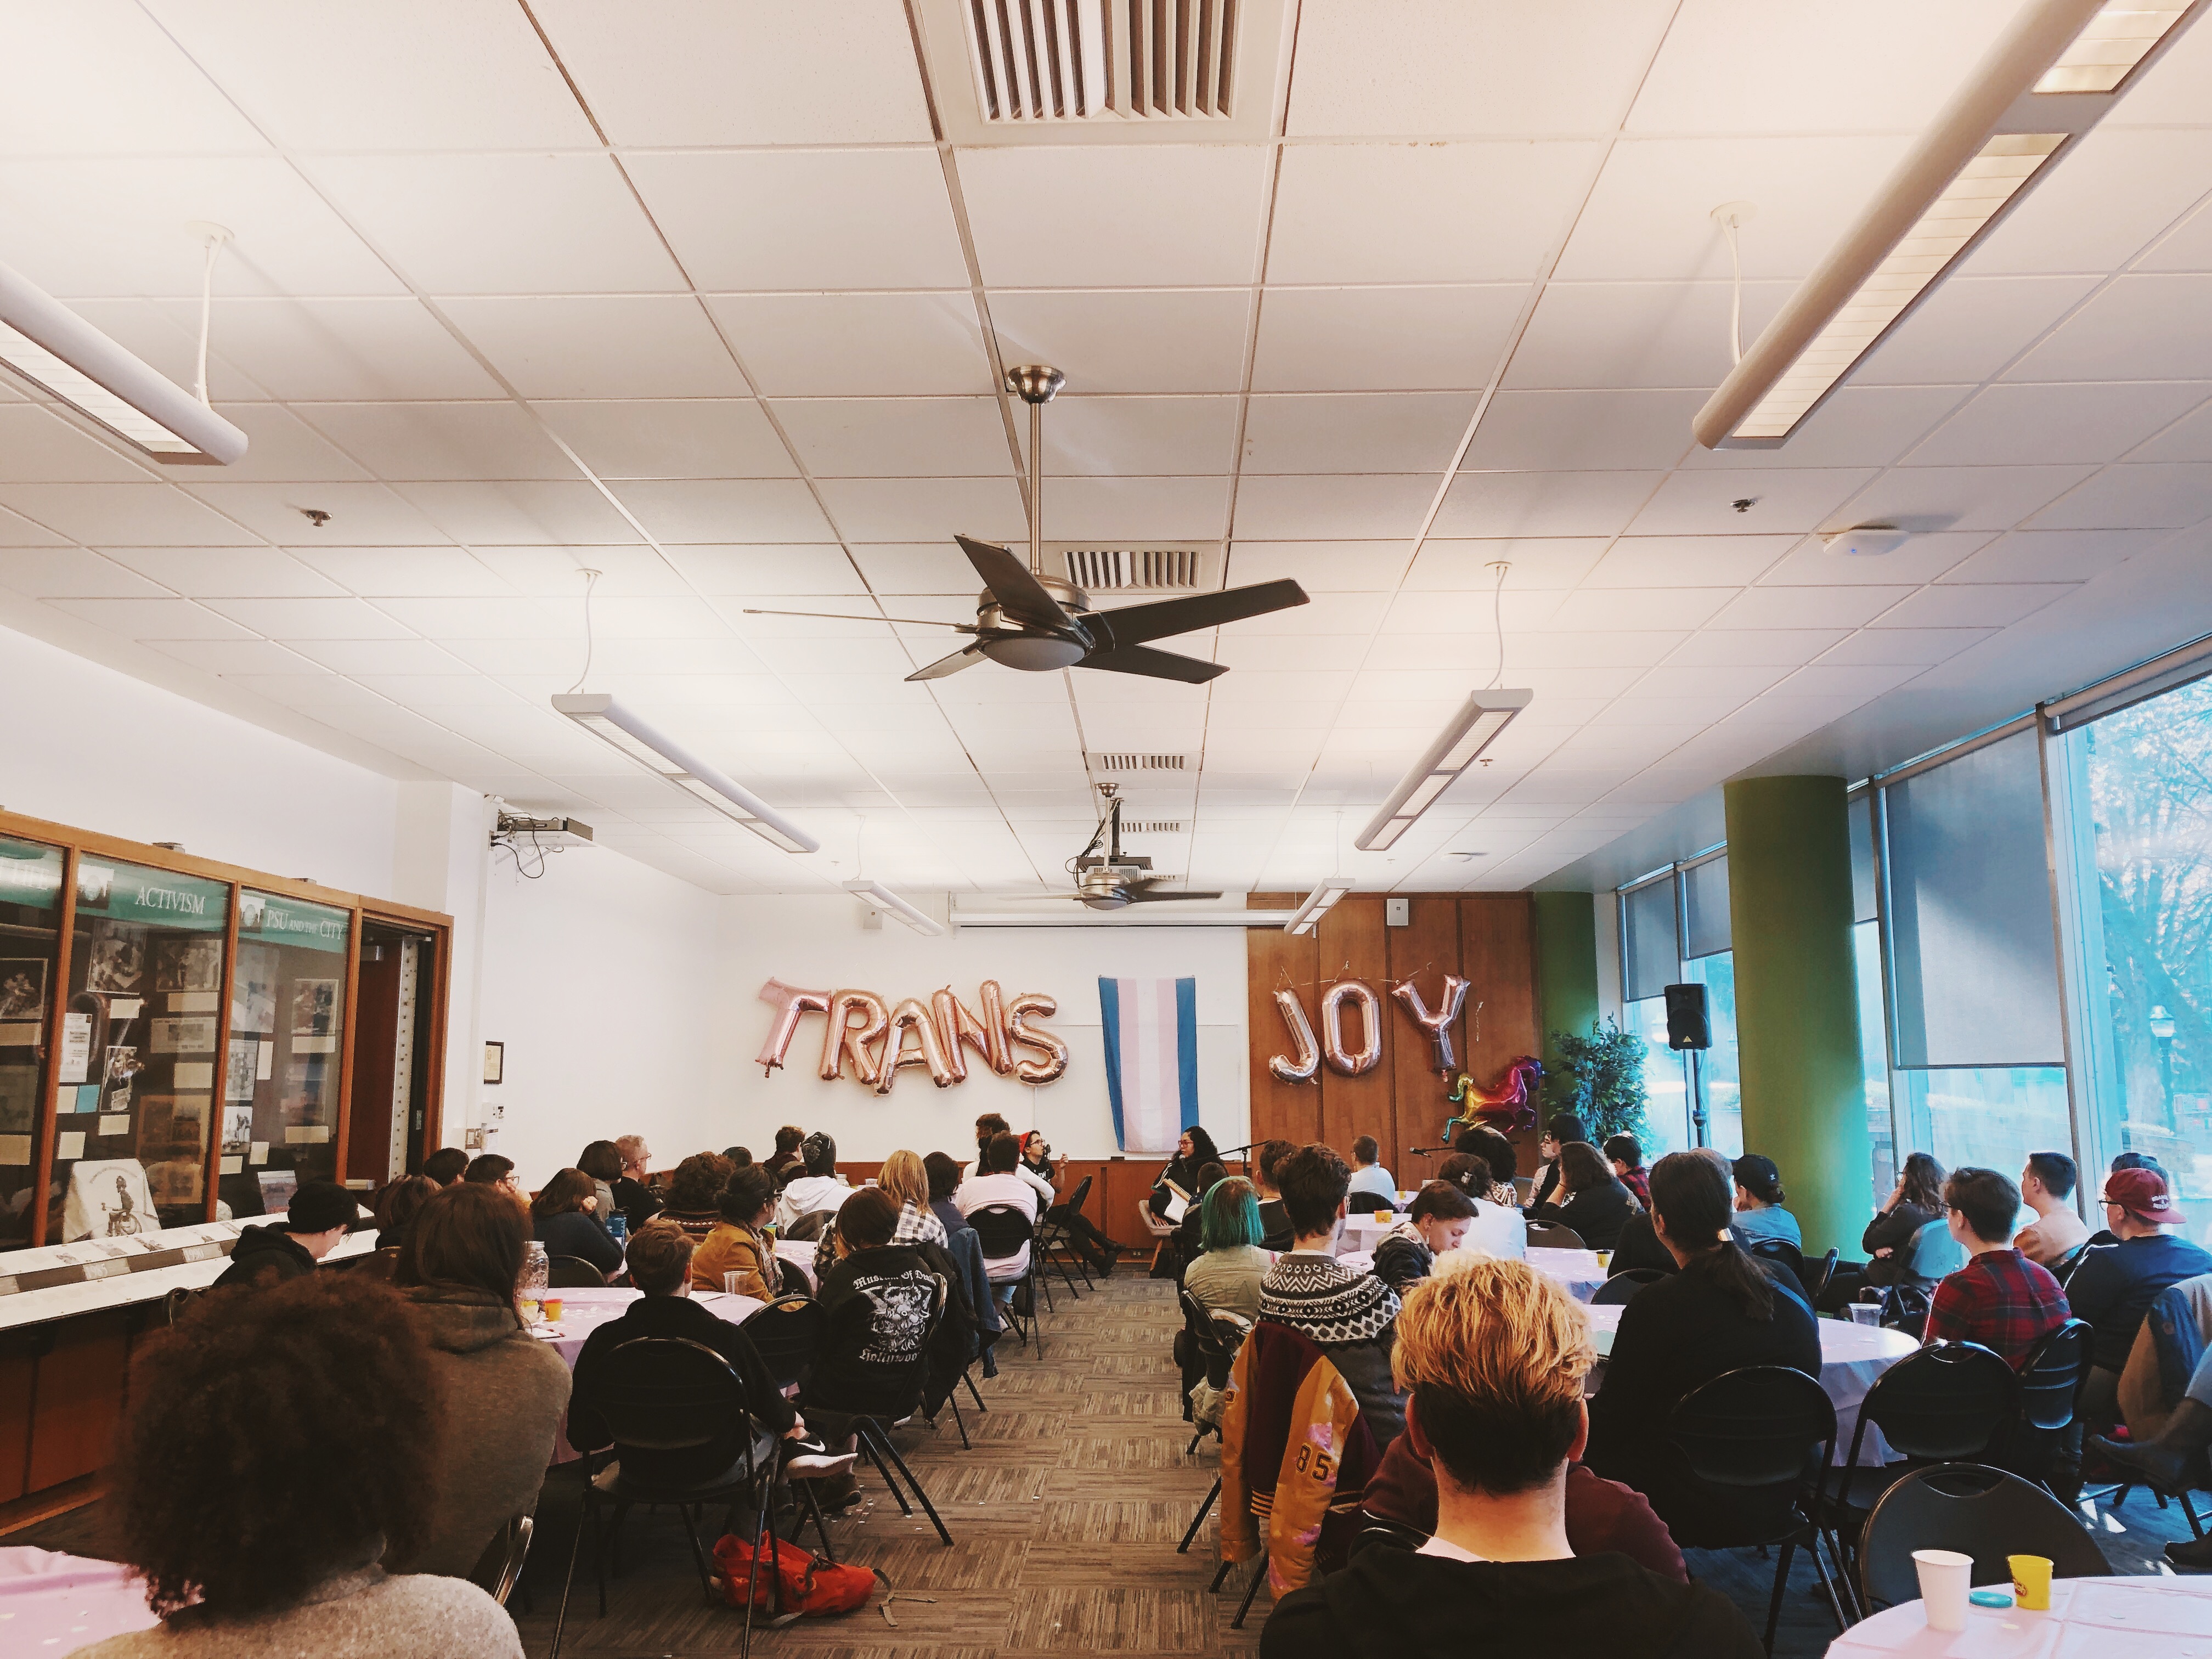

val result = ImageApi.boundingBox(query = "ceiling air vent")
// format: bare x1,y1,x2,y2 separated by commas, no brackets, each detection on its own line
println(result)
1056,542,1217,593
1125,820,1184,833
1091,752,1188,772
963,0,1239,123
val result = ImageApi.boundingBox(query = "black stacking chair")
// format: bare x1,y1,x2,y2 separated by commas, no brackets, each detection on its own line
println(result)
1592,1270,1663,1306
1805,1248,1841,1302
1175,1289,1251,1556
967,1203,1042,1348
1670,1364,1850,1651
1749,1237,1812,1302
1878,1283,1932,1340
1348,1516,1429,1559
811,1273,955,1547
2002,1318,2094,1490
469,1510,535,1607
1036,1173,1096,1294
2050,1241,2094,1286
1858,1463,2109,1611
1525,1222,1584,1249
547,1253,607,1288
735,1293,823,1392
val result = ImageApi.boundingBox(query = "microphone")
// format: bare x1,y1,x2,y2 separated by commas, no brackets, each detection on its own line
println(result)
1409,1144,1455,1159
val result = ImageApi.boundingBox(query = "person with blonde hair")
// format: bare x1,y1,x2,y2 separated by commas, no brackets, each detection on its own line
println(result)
877,1149,949,1249
1263,1262,1760,1657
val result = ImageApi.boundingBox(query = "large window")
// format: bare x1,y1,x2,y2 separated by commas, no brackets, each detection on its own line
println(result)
1617,852,1737,1156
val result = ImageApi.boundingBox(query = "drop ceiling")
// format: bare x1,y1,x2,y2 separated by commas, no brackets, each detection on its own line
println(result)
2,0,2211,900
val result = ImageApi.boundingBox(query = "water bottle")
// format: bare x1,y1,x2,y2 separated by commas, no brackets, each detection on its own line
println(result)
519,1240,549,1312
606,1211,627,1245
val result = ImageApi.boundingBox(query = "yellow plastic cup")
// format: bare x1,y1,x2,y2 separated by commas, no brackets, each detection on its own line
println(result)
541,1296,563,1323
2008,1554,2052,1611
1374,1210,1392,1223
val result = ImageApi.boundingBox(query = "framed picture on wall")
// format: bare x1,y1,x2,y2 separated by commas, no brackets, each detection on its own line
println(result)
483,1040,504,1085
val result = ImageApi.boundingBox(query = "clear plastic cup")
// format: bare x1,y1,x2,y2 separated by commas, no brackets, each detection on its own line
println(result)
2008,1554,2052,1611
724,1271,741,1296
1849,1301,1883,1327
1914,1549,1973,1631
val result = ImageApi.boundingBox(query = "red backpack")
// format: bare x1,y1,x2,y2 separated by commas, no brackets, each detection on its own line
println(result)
711,1532,878,1617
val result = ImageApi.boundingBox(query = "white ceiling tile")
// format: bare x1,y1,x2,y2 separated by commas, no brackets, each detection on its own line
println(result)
0,157,397,298
100,548,346,597
53,300,264,404
473,546,687,597
1968,128,2212,277
284,546,515,597
1465,390,1700,472
354,674,526,709
531,0,934,145
1559,136,1911,282
147,0,595,149
1628,663,1790,699
1433,470,1662,538
2008,275,2212,382
1846,465,2097,533
1705,587,1915,629
1209,669,1356,704
1232,475,1436,539
141,639,336,675
0,549,170,599
184,482,451,545
810,478,1022,543
44,596,258,640
1251,286,1523,391
1228,541,1417,591
2025,464,2212,531
1271,143,1597,285
1942,529,2170,583
959,145,1268,287
1403,538,1611,590
0,0,269,155
1905,383,2212,468
441,297,748,400
1503,280,1790,390
1583,535,1794,587
1819,628,1996,667
1678,386,1973,471
1040,476,1232,540
708,292,994,397
989,290,1252,395
199,404,375,483
1500,631,1686,668
627,148,965,291
0,407,155,482
771,397,1008,477
533,400,797,481
1628,468,1876,536
1551,588,1739,631
1770,662,1919,701
178,298,504,402
665,546,866,596
571,596,732,639
1662,630,1845,667
603,479,838,544
370,595,568,641
1757,530,1990,586
1378,589,1555,634
1855,276,2102,386
1874,584,2078,629
1289,0,1674,136
393,481,641,545
1242,393,1479,473
199,596,420,639
1039,396,1240,476
295,403,579,482
280,637,469,674
0,484,252,546
217,674,391,715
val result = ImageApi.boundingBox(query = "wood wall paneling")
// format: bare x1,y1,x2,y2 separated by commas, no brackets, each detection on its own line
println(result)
1245,895,1320,1156
1386,897,1468,1189
1460,895,1544,1185
25,1313,128,1493
1313,899,1389,1162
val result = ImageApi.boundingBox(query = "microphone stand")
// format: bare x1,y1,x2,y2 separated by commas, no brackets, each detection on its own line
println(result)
1408,1145,1454,1160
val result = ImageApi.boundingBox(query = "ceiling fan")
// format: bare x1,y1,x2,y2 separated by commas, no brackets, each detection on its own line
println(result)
1059,786,1222,910
748,366,1309,684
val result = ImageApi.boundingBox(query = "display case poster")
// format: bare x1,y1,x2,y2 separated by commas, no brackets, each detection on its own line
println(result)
225,1037,258,1102
150,1017,216,1054
291,979,338,1036
59,1012,91,1083
83,866,228,933
232,943,278,1035
0,959,46,1020
240,891,349,953
153,938,222,993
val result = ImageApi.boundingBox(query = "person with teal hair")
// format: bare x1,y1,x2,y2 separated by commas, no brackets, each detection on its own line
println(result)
1184,1175,1269,1322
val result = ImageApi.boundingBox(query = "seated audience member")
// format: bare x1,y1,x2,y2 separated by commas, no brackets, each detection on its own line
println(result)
213,1181,356,1289
923,1151,970,1237
2094,1346,2212,1567
1150,1125,1223,1220
1167,1160,1228,1267
1374,1182,1480,1295
1024,1131,1123,1275
1605,1136,1650,1209
692,1164,779,1299
661,1150,736,1239
969,1112,1012,1175
391,1183,571,1577
1583,1150,1819,1540
569,1222,801,1489
80,1273,522,1658
957,1130,1041,1302
723,1146,753,1167
421,1147,470,1188
1527,1142,1638,1251
1265,1263,1760,1658
2064,1165,2212,1426
1184,1176,1271,1323
529,1167,624,1279
764,1125,806,1186
1260,1143,1406,1444
1254,1138,1297,1250
462,1154,524,1204
1015,1130,1057,1202
1452,1125,1521,1206
1530,1114,1589,1210
1347,1136,1399,1207
2016,1150,2092,1268
1921,1166,2069,1365
611,1135,664,1231
1432,1154,1525,1259
878,1148,950,1247
775,1133,850,1229
577,1141,625,1222
1729,1153,1802,1248
376,1175,437,1252
1860,1153,1948,1291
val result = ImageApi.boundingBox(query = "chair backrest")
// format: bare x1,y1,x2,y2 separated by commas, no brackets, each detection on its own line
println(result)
1526,1222,1584,1250
1592,1273,1655,1306
737,1293,825,1391
1348,1516,1429,1560
967,1202,1036,1264
2015,1317,2095,1432
163,1285,202,1326
818,1269,946,1419
467,1511,534,1606
776,1255,811,1297
1859,1463,2111,1610
1904,1216,1970,1288
1857,1341,2018,1464
595,1337,754,1459
1066,1173,1093,1214
1747,1236,1809,1299
546,1253,607,1288
1805,1247,1840,1300
1669,1365,1835,1545
1881,1283,1933,1339
1179,1285,1250,1387
2050,1241,2094,1286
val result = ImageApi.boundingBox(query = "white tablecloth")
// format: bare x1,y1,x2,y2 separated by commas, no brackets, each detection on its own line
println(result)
774,1238,819,1292
0,1546,157,1653
1526,1247,1607,1302
526,1285,765,1464
1827,1573,2212,1655
1585,1302,1918,1467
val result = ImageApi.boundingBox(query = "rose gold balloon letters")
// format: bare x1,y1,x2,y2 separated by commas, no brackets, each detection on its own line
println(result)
1005,990,1070,1085
1320,980,1384,1076
768,978,1062,1091
819,989,889,1085
932,983,1012,1082
877,997,956,1094
1268,989,1322,1085
754,979,832,1076
1391,974,1470,1074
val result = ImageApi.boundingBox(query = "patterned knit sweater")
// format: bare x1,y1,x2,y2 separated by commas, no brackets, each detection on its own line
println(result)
1258,1252,1405,1443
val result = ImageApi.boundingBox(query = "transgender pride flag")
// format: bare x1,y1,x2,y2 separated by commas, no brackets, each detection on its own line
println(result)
1097,977,1200,1154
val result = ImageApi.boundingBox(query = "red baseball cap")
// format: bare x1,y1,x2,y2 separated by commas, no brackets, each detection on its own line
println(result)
2102,1166,2186,1224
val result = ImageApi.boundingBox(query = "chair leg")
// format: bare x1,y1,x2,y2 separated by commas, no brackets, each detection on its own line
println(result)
855,1428,913,1516
1187,1430,1203,1456
1763,1537,1798,1655
550,1489,589,1659
1209,1557,1233,1592
797,1475,837,1562
592,1492,610,1617
679,1504,716,1606
868,1421,953,1546
741,1488,768,1659
1179,1477,1221,1553
2183,1489,2206,1539
1804,1524,1850,1633
1232,1552,1268,1629
964,1368,988,1413
1036,1261,1056,1315
949,1392,972,1450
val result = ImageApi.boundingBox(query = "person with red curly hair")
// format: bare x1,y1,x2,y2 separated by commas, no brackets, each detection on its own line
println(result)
76,1271,521,1657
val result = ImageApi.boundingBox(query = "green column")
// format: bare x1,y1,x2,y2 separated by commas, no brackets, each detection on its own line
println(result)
1724,776,1873,1258
1534,891,1600,1074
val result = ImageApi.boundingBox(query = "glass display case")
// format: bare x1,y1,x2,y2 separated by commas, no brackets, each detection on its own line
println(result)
219,890,349,1219
0,835,65,1249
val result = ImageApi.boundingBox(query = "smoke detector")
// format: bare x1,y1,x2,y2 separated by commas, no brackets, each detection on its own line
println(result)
1821,524,1910,558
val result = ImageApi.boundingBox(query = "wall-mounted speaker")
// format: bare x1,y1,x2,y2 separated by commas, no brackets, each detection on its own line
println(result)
1663,983,1711,1052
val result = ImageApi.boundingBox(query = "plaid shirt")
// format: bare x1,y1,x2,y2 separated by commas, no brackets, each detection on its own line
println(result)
1618,1167,1651,1210
1923,1246,2069,1366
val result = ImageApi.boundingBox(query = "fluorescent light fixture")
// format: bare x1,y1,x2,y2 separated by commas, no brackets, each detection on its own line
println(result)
552,692,819,854
844,879,945,936
1356,688,1533,853
1696,0,2205,450
952,905,1296,929
0,257,247,465
1285,878,1353,937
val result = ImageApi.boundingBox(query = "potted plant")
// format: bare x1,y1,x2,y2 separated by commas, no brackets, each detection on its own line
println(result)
1544,1018,1650,1146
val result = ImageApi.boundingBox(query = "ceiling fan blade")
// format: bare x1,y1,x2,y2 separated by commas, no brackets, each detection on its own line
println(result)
1076,644,1226,684
1086,579,1310,649
956,534,1078,635
1124,888,1226,902
905,644,990,682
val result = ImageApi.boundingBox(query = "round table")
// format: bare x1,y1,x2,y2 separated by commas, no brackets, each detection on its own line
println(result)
1525,1247,1607,1302
0,1545,157,1652
1584,1302,1919,1466
1826,1573,2212,1654
525,1286,765,1464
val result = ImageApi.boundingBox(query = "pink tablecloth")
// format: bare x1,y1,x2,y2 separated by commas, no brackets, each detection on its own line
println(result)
1827,1573,2212,1654
0,1545,159,1654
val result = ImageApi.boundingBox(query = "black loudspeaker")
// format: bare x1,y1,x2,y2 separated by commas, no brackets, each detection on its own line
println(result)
1663,983,1711,1051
